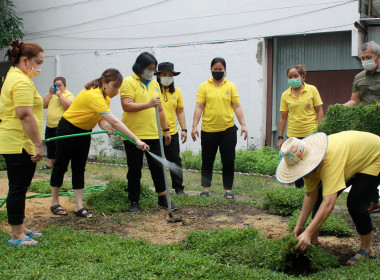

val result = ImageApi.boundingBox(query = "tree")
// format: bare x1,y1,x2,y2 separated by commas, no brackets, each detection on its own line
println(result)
0,0,23,50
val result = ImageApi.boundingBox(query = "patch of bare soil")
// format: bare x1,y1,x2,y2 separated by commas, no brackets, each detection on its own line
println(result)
1,174,379,265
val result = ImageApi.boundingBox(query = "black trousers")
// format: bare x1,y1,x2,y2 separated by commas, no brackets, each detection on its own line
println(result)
201,125,237,190
45,126,57,159
50,118,91,190
124,139,166,202
312,173,380,235
163,133,184,191
3,150,36,225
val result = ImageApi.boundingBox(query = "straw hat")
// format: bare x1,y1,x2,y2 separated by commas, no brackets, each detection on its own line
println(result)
275,132,328,183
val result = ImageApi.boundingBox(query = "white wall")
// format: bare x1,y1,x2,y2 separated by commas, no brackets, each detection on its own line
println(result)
1,0,360,155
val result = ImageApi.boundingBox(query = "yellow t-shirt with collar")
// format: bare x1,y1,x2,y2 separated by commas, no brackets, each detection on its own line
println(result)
0,66,43,155
62,87,111,130
120,73,161,139
304,131,380,196
280,83,323,138
161,86,184,135
46,89,75,128
196,78,240,132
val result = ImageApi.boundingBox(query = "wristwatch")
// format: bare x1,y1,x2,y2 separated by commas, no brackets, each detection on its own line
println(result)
278,136,283,140
163,128,170,132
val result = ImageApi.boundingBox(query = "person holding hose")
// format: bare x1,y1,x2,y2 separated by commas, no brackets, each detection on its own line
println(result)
50,68,148,218
276,131,380,265
40,77,75,170
120,52,177,213
344,41,380,213
155,62,187,195
277,64,324,188
191,57,247,199
0,40,44,246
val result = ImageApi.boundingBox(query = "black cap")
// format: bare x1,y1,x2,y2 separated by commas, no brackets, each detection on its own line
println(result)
155,62,180,76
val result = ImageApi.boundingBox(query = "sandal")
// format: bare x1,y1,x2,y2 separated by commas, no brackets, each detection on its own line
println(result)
39,165,51,171
224,192,235,199
8,237,38,246
74,208,93,218
200,191,209,197
50,204,68,216
348,249,378,265
10,230,43,238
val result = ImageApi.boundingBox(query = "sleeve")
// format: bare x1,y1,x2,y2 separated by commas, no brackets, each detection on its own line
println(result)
352,74,359,93
196,83,206,103
89,95,112,115
279,92,288,112
119,78,136,100
176,88,184,109
12,80,35,107
312,86,323,107
304,170,320,193
231,83,240,103
319,157,347,196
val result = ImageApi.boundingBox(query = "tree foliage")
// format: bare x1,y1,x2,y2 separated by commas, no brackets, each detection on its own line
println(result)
0,0,23,50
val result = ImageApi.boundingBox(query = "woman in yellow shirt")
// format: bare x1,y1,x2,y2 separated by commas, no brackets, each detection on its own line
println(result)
41,77,75,170
49,69,148,218
277,64,324,188
155,62,187,195
191,57,247,199
0,41,44,246
120,52,177,213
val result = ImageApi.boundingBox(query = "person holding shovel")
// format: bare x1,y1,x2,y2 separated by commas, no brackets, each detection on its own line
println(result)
155,62,187,195
49,68,148,218
191,57,247,199
41,77,75,170
120,52,178,213
276,131,380,265
0,40,44,246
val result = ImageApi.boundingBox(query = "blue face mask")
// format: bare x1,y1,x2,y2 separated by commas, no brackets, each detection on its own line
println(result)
288,78,302,88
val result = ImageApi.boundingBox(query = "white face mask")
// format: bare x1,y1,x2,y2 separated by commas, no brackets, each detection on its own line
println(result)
160,76,173,87
142,70,154,81
27,60,42,78
362,59,378,71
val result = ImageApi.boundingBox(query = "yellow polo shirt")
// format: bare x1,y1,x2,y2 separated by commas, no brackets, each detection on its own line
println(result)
280,83,323,138
46,89,75,128
120,73,161,139
161,87,184,135
62,87,111,130
0,66,43,155
196,78,240,132
304,131,380,196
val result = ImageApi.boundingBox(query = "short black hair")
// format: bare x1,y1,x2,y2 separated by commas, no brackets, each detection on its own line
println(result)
211,57,226,69
132,52,157,75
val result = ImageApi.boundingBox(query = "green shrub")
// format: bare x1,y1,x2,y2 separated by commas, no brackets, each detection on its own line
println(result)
85,179,157,214
0,210,6,223
263,186,305,216
185,228,338,275
288,210,353,237
29,179,71,193
181,147,280,176
318,103,380,136
0,155,6,171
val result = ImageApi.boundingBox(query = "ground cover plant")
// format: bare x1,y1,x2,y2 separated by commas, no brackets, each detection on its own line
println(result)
29,179,72,193
317,103,380,136
0,155,6,171
288,210,353,237
263,186,305,215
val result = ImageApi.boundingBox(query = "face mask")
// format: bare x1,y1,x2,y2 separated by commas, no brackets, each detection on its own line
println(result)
160,76,173,87
27,60,42,78
362,59,378,71
212,71,224,80
142,70,154,81
288,78,302,88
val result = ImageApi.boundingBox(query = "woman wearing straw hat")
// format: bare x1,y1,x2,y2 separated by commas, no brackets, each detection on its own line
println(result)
277,64,324,188
276,130,380,265
155,62,187,195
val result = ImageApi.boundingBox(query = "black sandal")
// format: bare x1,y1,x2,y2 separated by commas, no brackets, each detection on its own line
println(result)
74,208,93,218
224,192,235,199
200,191,209,197
50,204,68,216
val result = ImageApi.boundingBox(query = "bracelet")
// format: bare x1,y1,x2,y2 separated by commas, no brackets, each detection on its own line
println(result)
182,129,187,132
163,128,170,132
278,136,283,140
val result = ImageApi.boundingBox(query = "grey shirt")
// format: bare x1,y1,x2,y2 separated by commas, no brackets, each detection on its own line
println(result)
352,69,380,105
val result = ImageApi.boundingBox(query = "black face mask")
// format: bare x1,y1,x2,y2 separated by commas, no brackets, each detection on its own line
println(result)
212,71,224,80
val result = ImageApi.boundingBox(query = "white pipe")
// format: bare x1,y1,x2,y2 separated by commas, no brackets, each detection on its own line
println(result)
55,55,60,77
